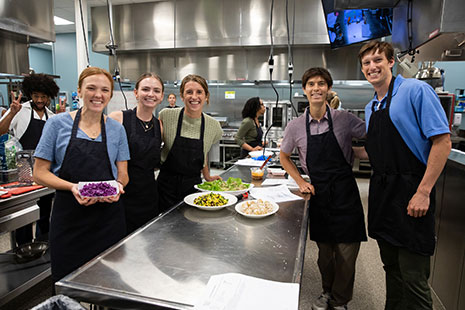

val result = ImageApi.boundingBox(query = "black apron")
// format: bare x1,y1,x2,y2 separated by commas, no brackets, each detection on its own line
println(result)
365,76,435,256
306,106,367,243
122,108,161,234
240,119,263,158
16,105,52,245
49,109,126,282
19,104,48,149
158,108,205,212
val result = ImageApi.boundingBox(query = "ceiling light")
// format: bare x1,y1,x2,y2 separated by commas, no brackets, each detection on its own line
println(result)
54,16,74,25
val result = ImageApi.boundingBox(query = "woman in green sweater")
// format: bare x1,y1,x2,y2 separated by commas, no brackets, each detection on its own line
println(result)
235,97,266,158
158,74,222,212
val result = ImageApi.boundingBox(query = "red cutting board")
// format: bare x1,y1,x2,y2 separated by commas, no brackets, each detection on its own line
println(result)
0,182,45,198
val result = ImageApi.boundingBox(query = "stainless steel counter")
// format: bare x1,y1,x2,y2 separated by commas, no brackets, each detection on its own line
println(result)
56,165,309,309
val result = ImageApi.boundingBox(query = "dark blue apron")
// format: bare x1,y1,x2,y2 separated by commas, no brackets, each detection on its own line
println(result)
306,106,367,243
122,108,161,234
49,109,126,282
158,108,205,212
365,76,435,256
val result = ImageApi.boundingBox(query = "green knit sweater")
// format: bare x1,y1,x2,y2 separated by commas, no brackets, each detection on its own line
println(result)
235,117,260,147
159,107,223,164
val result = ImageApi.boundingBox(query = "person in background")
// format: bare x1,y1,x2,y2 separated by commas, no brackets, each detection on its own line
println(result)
109,73,163,234
0,74,62,245
33,67,130,283
158,74,222,212
280,67,367,310
327,90,341,109
167,93,178,108
359,41,451,310
235,97,266,158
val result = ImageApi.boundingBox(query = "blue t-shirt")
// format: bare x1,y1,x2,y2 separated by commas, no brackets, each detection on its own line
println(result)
34,112,130,178
365,75,450,165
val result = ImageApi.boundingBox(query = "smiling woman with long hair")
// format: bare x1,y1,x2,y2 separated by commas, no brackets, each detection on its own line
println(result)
33,67,130,283
157,74,223,212
109,73,164,234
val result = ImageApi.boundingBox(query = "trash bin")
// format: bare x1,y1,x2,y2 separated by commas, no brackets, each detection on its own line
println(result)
31,294,85,310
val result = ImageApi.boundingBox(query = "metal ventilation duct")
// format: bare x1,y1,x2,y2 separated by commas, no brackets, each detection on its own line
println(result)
0,0,55,74
92,0,368,81
392,0,465,61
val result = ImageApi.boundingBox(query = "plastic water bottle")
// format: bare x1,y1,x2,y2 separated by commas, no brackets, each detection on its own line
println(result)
71,92,79,111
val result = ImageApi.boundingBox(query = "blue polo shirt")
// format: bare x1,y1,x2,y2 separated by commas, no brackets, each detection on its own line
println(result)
365,75,450,165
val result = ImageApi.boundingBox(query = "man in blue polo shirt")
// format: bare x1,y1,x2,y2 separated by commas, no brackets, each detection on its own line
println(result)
359,41,451,310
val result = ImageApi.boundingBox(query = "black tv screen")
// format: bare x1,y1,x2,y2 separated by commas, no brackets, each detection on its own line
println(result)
321,1,393,49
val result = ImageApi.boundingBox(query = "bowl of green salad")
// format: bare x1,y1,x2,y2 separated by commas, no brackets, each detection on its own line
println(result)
194,177,253,195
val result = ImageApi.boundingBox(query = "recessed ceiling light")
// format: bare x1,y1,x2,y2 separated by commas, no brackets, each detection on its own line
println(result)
54,16,74,25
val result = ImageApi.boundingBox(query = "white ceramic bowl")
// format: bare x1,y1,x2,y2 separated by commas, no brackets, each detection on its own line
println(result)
194,183,254,196
267,168,286,176
248,150,274,158
235,199,279,218
184,192,238,211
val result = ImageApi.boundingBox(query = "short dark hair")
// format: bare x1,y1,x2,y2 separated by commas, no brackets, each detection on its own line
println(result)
358,40,394,65
301,67,333,89
242,97,261,119
22,74,59,99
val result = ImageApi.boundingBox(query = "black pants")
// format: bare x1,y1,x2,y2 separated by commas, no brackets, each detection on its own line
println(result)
377,239,433,310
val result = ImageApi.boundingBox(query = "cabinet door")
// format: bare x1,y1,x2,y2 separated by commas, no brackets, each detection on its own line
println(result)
431,162,465,310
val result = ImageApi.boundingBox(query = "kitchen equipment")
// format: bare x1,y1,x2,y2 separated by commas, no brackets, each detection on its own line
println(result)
259,155,273,170
0,241,48,263
16,150,34,184
263,100,292,140
0,182,45,198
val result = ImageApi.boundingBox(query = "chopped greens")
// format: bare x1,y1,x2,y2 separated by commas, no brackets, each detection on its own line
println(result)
197,177,250,191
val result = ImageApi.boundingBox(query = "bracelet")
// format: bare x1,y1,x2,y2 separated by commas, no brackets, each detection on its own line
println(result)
116,180,125,187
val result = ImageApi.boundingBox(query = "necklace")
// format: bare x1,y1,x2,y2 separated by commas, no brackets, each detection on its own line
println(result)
139,118,153,132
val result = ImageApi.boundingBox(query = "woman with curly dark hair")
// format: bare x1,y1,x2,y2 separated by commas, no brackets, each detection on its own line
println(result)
235,97,266,158
0,73,61,245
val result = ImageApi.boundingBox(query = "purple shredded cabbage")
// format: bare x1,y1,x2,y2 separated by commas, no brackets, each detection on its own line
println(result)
79,182,117,197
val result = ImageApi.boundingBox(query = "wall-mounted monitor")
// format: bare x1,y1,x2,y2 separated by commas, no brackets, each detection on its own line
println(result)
321,0,393,49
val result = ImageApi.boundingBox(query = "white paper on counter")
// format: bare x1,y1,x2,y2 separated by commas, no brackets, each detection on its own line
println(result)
194,273,299,310
249,184,303,202
260,178,290,186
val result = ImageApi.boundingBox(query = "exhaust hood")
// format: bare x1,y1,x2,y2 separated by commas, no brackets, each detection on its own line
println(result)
0,0,55,75
392,0,465,61
91,0,370,81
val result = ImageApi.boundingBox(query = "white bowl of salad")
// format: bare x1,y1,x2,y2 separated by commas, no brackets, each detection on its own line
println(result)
194,177,253,196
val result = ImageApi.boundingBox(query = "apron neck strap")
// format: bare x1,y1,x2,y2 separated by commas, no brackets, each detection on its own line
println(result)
371,75,396,112
30,104,48,120
72,108,106,142
305,105,333,133
177,108,205,140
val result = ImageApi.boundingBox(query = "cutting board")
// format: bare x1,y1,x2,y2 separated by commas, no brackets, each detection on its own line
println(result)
0,182,45,198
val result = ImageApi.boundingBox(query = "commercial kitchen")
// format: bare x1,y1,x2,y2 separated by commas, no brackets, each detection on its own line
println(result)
1,0,465,309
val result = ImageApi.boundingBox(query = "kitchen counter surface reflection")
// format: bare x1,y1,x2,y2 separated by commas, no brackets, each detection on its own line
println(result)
56,165,309,309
